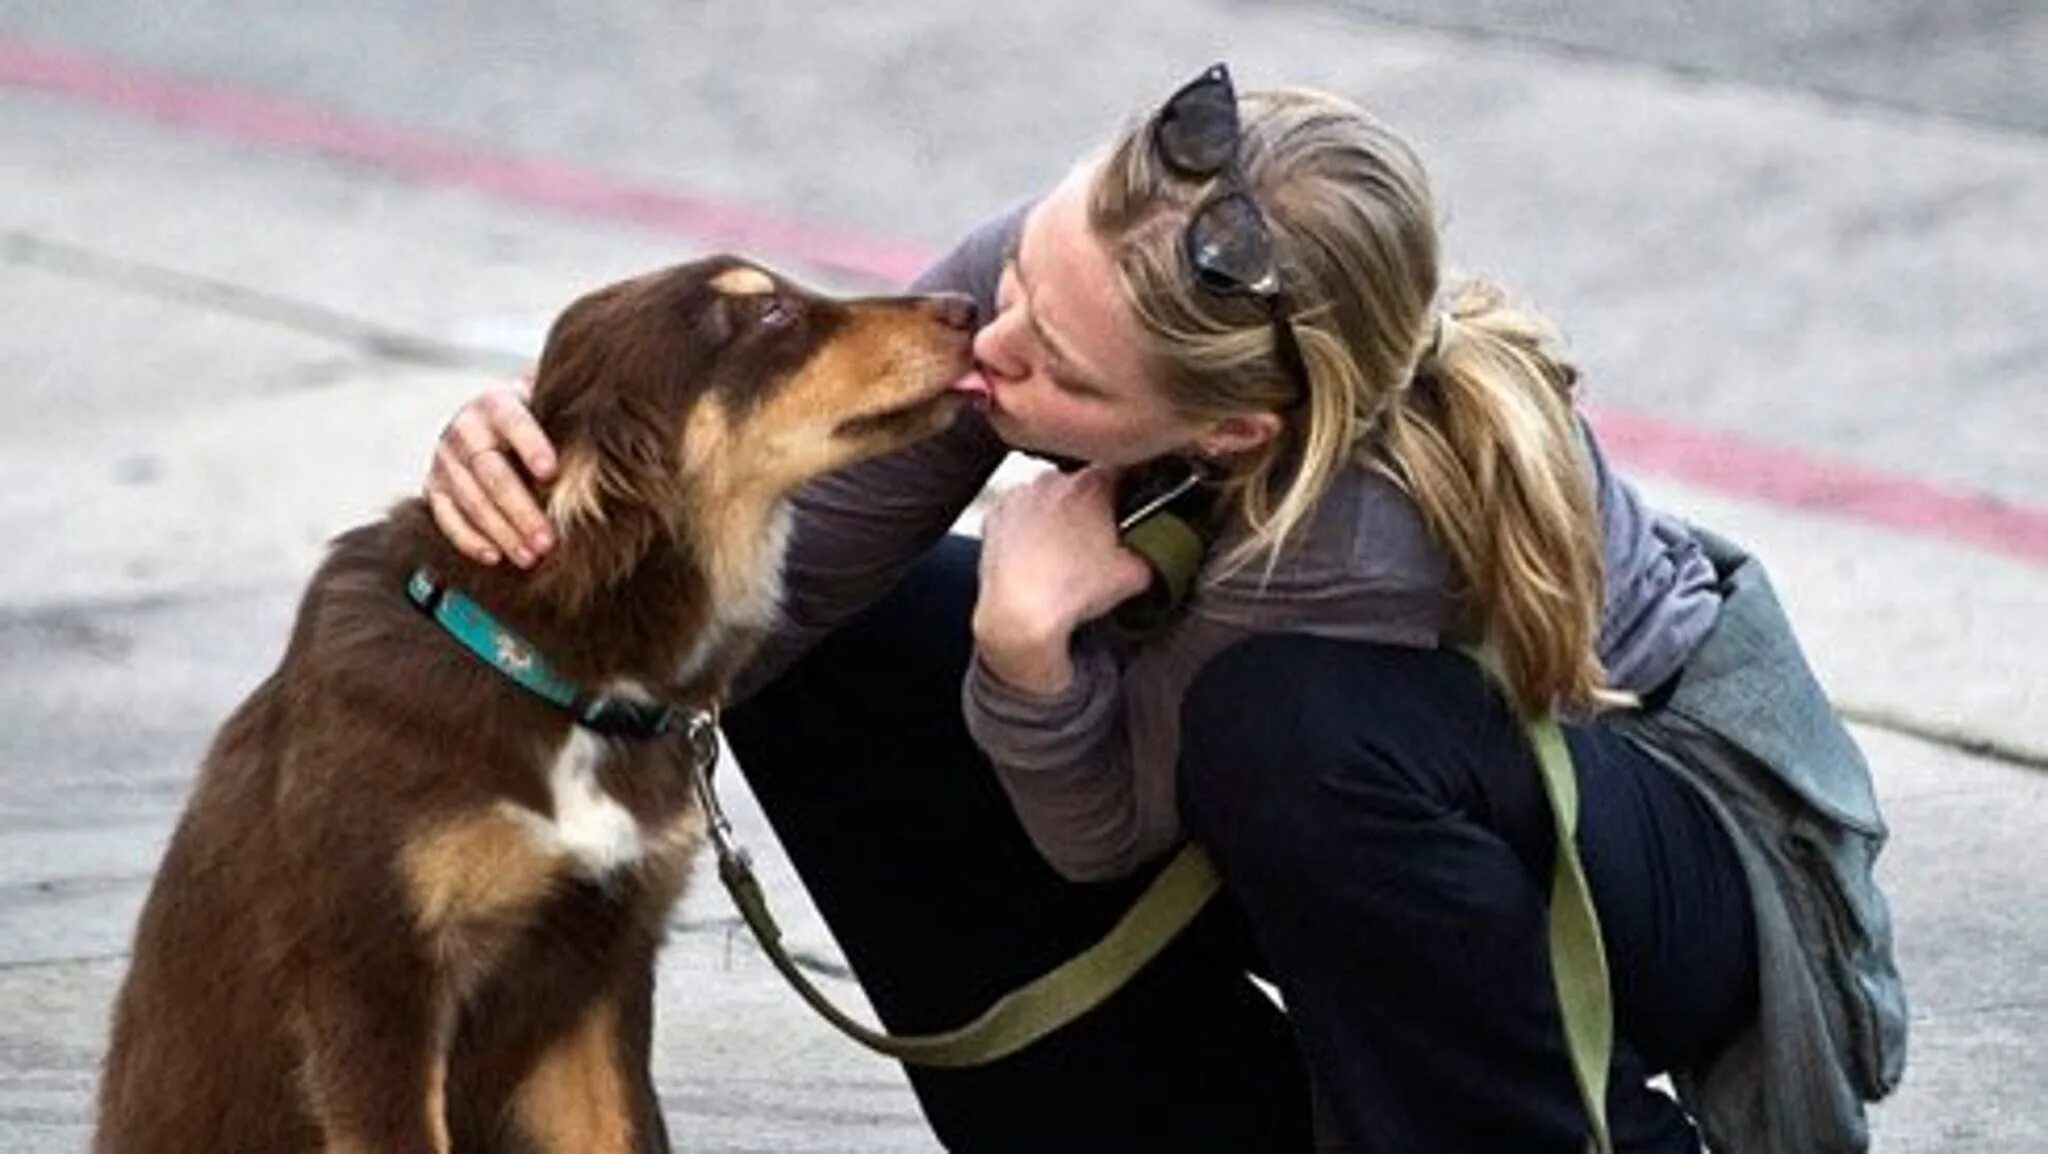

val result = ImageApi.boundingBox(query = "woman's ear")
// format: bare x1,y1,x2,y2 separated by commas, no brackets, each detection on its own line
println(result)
1191,411,1284,459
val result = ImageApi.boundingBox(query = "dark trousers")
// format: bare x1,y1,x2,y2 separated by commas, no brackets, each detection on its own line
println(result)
723,536,1756,1153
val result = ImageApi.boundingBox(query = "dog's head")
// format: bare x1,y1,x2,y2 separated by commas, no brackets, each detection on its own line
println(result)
525,257,975,577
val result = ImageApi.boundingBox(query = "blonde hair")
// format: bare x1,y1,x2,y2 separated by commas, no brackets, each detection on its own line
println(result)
1090,86,1613,715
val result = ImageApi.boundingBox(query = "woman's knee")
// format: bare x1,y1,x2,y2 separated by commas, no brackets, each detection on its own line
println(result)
1177,636,1519,854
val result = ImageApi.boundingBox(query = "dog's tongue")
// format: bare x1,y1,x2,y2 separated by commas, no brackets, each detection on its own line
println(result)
948,368,994,409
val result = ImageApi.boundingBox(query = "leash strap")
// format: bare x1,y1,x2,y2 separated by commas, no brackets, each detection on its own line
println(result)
1532,709,1614,1154
695,645,1609,1152
691,742,1221,1068
1466,647,1614,1154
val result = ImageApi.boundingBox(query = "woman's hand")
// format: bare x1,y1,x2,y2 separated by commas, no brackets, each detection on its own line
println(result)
973,465,1153,694
423,384,559,567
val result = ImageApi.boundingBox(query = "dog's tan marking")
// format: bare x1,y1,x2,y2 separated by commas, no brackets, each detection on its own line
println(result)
426,995,455,1154
402,808,561,936
668,396,797,681
709,265,776,296
676,396,732,476
647,800,708,860
634,807,708,918
425,1058,450,1154
513,996,635,1153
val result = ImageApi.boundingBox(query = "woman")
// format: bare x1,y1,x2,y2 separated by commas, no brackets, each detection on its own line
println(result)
426,65,1902,1153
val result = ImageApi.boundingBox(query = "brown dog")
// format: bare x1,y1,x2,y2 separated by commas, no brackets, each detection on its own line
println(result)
94,259,976,1154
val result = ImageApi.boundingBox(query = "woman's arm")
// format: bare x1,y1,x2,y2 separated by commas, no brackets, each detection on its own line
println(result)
965,632,1151,882
959,464,1158,881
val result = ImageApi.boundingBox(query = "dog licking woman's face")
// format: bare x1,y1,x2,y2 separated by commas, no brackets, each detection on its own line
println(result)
524,257,979,537
951,162,1227,466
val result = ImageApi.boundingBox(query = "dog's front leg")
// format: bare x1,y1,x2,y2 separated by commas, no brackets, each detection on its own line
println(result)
619,954,675,1153
507,990,659,1153
293,963,454,1154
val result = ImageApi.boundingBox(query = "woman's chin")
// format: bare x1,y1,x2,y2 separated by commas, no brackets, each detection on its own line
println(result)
985,410,1042,453
984,413,1159,466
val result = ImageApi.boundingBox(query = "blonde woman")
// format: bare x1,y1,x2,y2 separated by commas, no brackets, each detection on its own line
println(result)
427,65,1902,1153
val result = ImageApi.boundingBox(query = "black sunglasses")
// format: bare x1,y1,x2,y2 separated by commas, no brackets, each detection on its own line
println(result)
1150,63,1310,405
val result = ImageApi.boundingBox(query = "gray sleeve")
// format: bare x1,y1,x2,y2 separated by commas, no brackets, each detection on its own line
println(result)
912,200,1030,321
1578,416,1723,692
961,629,1148,882
734,205,1030,697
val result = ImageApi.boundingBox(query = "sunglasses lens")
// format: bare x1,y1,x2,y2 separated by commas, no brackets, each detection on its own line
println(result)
1185,194,1276,296
1154,72,1240,175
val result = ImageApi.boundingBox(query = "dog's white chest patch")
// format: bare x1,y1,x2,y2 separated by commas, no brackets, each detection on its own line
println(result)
520,728,644,877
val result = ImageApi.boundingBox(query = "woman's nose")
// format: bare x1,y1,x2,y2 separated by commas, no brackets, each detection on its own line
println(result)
972,306,1026,378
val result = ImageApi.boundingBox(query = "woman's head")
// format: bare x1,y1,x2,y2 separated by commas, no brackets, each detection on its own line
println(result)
975,64,1612,712
975,74,1455,510
1089,76,1447,562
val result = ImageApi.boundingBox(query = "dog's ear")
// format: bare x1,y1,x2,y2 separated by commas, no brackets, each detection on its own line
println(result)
533,399,681,607
546,400,679,524
528,282,688,606
530,282,683,530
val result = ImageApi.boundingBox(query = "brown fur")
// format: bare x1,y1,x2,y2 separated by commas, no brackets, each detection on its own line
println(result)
94,258,976,1154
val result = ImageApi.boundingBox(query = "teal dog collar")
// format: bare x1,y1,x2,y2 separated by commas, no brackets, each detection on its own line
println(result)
405,568,680,740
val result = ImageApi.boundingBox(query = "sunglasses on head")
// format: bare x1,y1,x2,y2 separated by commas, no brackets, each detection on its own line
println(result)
1149,62,1309,405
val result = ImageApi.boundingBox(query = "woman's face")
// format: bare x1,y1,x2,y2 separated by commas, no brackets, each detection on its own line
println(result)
956,163,1217,466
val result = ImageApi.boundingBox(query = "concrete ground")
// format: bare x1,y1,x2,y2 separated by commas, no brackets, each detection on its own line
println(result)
1,2,2043,1150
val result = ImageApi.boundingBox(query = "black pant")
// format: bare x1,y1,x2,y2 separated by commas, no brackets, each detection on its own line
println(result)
723,536,1756,1153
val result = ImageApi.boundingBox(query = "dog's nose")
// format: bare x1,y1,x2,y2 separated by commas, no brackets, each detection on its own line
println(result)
926,293,980,332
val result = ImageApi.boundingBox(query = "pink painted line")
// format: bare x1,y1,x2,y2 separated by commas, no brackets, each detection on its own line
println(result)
5,35,2047,567
0,35,936,286
1584,405,2048,564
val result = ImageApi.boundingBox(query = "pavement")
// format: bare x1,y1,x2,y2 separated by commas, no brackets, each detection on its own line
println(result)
0,2,2043,1151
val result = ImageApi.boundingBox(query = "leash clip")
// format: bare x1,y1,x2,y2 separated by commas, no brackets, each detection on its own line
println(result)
686,708,743,867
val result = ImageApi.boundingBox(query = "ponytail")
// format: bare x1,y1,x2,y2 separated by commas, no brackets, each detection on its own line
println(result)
1374,281,1615,716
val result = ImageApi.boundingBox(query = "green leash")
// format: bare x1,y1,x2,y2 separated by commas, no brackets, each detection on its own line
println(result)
1534,711,1615,1154
406,489,1612,1142
693,744,1220,1068
1469,647,1615,1154
701,659,1613,1154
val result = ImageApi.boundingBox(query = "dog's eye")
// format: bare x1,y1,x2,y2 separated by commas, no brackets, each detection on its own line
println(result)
753,296,797,331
